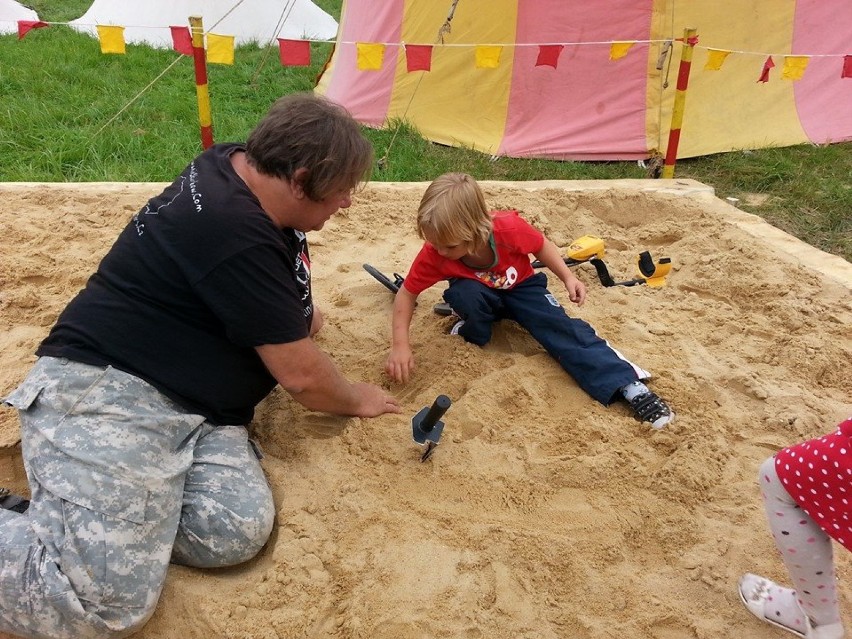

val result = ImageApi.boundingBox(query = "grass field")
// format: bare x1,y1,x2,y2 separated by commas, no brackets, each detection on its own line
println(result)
2,0,849,260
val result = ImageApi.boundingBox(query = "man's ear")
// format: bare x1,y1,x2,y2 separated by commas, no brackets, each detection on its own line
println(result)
290,168,310,199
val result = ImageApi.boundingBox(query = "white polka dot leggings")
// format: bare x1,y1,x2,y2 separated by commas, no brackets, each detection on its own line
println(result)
760,455,842,626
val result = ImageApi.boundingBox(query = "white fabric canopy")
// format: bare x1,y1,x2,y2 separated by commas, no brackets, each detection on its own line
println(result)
0,0,38,35
69,0,337,47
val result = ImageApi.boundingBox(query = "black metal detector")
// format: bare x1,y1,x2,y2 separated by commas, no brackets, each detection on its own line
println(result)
363,241,671,311
362,264,453,315
586,252,672,288
362,264,404,294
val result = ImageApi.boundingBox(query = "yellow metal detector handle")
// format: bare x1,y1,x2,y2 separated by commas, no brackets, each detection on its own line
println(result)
566,235,606,261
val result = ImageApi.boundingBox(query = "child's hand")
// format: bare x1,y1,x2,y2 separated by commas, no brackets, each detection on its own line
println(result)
564,276,586,306
386,346,415,384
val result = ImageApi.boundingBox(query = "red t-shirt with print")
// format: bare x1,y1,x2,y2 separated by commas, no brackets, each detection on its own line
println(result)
402,210,545,295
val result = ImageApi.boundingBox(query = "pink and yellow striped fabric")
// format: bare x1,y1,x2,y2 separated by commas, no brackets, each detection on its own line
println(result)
317,0,852,160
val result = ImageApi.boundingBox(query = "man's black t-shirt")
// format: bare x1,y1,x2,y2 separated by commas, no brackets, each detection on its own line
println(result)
38,144,313,425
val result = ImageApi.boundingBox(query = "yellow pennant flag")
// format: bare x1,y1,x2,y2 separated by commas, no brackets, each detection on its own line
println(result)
609,42,634,61
356,43,385,71
782,56,810,81
96,25,125,54
475,45,502,68
704,48,731,71
207,34,235,65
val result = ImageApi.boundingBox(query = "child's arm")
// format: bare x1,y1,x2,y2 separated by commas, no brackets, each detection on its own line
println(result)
533,239,586,306
385,287,419,383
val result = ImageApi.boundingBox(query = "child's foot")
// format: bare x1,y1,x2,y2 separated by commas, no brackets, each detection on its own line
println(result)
628,391,673,428
738,573,845,639
0,487,29,514
620,381,673,429
450,319,465,336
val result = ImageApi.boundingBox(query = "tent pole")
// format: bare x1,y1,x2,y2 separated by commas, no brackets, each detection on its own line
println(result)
661,27,697,178
189,15,214,150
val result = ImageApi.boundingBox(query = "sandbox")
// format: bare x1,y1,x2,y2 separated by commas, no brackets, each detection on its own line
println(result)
1,179,849,638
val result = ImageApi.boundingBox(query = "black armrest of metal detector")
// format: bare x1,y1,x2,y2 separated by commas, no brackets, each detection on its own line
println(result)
362,264,453,315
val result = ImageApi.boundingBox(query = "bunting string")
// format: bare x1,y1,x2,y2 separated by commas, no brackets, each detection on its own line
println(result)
378,0,463,169
8,18,852,61
8,13,852,144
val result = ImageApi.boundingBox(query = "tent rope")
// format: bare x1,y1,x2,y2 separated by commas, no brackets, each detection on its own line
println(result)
206,0,248,33
91,0,250,141
93,55,185,139
437,0,461,44
378,0,462,171
251,0,299,84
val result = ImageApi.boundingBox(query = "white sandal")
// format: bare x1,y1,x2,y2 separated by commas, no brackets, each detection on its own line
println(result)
739,573,845,639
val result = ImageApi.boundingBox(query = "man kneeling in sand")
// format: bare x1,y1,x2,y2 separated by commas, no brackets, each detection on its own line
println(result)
0,93,399,639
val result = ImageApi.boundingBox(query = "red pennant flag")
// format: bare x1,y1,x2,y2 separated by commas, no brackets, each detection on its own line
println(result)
170,26,192,55
758,55,775,83
18,20,48,40
405,44,433,72
278,39,311,66
535,45,564,69
842,55,852,79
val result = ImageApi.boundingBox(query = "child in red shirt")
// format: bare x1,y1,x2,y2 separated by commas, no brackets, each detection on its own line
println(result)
385,172,674,428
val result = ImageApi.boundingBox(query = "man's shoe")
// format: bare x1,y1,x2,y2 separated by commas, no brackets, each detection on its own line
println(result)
0,487,29,514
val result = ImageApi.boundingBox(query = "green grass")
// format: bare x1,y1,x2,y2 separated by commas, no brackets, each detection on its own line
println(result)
1,0,849,260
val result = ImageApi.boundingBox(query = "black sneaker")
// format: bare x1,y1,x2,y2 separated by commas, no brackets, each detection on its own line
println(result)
627,391,674,429
0,487,30,514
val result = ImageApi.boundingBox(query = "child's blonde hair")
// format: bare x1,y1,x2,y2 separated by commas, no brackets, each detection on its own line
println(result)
416,173,492,250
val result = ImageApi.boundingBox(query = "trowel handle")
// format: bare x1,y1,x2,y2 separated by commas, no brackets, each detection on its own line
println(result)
419,395,451,433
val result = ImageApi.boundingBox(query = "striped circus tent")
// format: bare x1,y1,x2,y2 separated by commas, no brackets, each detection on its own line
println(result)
316,0,852,160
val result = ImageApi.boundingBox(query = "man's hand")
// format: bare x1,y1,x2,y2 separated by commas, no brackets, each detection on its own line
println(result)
257,339,399,417
352,382,401,416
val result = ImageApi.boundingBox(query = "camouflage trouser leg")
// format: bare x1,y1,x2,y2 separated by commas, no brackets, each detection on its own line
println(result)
0,357,273,639
171,423,274,568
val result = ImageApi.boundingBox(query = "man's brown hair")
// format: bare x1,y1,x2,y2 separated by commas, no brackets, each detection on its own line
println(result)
246,93,373,201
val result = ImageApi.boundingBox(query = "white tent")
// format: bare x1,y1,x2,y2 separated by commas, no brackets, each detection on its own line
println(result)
0,0,38,35
68,0,337,48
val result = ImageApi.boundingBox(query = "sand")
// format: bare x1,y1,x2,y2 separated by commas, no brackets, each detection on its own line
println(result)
0,179,850,639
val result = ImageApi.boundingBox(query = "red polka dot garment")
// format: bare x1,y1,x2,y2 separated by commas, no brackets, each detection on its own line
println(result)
775,417,852,551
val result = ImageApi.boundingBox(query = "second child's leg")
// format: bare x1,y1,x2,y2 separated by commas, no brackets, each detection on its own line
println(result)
502,273,648,405
443,279,505,346
739,456,844,636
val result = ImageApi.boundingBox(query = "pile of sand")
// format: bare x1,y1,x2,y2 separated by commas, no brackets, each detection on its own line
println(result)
1,180,849,638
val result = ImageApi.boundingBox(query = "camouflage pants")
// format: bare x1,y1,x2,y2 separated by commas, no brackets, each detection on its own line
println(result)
0,357,275,639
